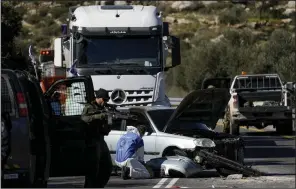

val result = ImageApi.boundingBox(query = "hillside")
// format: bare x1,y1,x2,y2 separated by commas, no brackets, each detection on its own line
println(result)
13,1,295,49
7,1,296,96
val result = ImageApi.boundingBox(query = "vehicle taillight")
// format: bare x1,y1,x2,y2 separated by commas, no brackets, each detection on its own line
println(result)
16,93,28,116
233,94,238,108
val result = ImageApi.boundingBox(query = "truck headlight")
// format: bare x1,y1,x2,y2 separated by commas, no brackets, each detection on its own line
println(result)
194,138,216,148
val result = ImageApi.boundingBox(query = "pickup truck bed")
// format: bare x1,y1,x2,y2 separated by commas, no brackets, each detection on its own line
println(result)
237,90,282,102
238,106,291,113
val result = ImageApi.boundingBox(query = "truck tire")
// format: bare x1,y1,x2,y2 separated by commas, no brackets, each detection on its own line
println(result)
230,119,239,135
1,115,11,166
276,121,293,135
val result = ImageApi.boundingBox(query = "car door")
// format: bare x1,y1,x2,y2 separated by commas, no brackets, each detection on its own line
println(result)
44,76,95,177
125,111,158,162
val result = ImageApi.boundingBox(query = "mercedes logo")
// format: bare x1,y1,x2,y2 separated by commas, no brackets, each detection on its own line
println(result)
110,89,127,104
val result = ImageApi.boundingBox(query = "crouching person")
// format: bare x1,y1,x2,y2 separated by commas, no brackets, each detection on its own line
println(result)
115,125,152,180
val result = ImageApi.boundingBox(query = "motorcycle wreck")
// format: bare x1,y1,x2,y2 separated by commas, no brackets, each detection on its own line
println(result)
146,89,264,178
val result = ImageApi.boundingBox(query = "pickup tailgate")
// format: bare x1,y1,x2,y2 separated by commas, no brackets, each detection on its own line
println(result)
238,106,291,113
238,90,282,102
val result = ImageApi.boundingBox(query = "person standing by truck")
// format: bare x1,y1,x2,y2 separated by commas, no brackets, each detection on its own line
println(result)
81,88,113,188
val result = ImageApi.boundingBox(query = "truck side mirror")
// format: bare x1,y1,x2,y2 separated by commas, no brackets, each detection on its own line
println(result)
163,22,169,36
171,36,181,68
54,38,63,67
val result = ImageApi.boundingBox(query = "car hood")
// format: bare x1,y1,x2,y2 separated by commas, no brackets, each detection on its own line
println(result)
163,89,230,132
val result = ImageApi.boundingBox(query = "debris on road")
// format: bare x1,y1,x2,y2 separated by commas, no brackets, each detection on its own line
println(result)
198,150,264,177
226,174,243,180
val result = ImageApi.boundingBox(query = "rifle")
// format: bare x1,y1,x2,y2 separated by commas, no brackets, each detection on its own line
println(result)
89,104,138,125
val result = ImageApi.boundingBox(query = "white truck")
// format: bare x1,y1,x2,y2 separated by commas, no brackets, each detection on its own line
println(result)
51,4,181,107
201,74,294,135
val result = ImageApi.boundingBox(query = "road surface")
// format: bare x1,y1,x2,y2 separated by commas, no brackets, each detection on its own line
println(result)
48,125,295,188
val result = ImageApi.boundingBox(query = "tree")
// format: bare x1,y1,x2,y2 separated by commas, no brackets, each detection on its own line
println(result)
1,2,30,70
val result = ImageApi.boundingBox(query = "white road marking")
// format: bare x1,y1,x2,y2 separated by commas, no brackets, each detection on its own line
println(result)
153,178,168,188
165,178,179,188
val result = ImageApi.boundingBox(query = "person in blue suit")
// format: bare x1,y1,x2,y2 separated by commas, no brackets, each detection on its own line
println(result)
115,125,151,180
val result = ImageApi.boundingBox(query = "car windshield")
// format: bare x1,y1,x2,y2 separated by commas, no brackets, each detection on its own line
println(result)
147,109,210,132
74,35,161,67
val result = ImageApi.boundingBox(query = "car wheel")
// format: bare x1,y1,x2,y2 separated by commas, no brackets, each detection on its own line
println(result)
1,116,10,166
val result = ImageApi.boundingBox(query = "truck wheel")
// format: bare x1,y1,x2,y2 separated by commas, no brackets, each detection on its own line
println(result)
230,120,239,135
1,116,10,166
276,121,293,135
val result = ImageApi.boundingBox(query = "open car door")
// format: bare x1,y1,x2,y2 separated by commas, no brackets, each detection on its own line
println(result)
44,76,95,177
201,77,232,89
163,89,231,131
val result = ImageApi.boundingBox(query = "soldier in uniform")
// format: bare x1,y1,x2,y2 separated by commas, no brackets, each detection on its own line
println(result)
81,88,113,188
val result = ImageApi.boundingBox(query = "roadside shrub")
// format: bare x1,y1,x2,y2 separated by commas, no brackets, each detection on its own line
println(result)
39,6,49,17
219,6,247,25
33,36,51,48
40,23,61,36
199,1,233,14
50,6,68,19
58,12,69,23
25,14,42,25
15,6,27,17
36,17,55,28
57,1,77,7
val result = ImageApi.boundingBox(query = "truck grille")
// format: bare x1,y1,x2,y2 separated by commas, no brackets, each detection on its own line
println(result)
107,89,154,106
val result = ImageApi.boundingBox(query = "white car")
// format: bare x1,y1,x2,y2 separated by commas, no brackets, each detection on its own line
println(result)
105,88,245,174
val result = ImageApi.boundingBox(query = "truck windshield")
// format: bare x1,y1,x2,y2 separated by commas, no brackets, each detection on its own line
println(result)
233,75,282,90
74,35,161,67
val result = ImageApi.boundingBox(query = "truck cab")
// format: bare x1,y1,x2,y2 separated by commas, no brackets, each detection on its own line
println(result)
53,5,181,107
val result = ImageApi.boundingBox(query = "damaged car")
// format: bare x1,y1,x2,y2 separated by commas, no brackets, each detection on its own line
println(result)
106,88,254,177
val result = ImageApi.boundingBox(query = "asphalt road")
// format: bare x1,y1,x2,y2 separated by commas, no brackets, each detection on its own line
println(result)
48,125,296,188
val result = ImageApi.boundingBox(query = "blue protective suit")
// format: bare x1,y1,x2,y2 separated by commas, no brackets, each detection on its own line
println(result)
114,126,150,179
115,127,144,163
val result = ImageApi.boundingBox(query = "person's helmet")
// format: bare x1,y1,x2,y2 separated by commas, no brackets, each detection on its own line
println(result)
94,88,109,100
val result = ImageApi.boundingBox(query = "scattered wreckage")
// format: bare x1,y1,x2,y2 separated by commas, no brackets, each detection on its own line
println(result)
114,88,264,179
